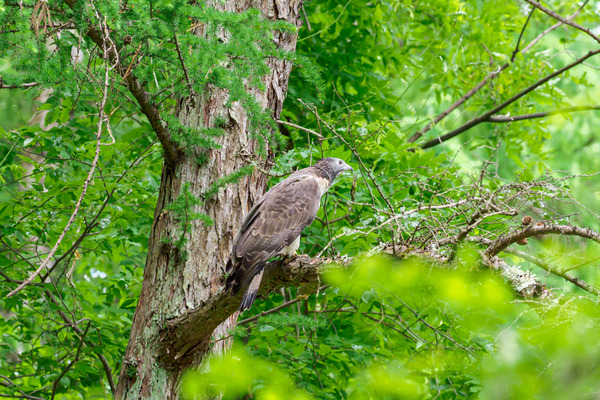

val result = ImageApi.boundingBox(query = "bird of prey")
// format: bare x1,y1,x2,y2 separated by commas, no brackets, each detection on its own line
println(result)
226,157,353,310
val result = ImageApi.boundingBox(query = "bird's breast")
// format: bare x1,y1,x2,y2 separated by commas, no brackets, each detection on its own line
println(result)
314,176,331,196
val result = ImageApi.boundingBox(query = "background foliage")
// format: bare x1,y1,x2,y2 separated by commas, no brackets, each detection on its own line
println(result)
2,0,600,399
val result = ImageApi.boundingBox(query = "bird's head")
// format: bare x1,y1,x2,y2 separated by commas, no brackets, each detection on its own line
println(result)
313,157,354,182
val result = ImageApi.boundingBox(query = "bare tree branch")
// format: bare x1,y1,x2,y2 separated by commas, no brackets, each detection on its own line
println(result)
507,248,600,297
511,6,536,62
0,392,45,400
487,105,600,122
163,219,600,366
159,255,343,366
0,82,40,89
406,65,507,144
238,295,310,325
0,375,47,400
173,32,196,106
522,1,588,53
277,119,325,140
6,43,113,298
485,223,600,257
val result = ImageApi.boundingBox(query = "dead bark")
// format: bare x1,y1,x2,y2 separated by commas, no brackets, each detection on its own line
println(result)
115,1,302,398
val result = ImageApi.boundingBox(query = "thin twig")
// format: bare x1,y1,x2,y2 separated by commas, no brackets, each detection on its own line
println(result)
511,7,535,62
487,105,600,122
524,0,599,44
277,119,324,139
51,321,92,399
238,296,306,325
6,45,112,298
0,82,40,89
173,32,196,106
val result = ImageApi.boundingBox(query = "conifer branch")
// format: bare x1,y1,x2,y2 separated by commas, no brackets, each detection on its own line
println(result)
63,0,181,167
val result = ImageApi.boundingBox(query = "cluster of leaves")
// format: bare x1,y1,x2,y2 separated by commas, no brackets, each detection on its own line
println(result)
194,254,600,399
210,0,600,398
286,0,600,170
0,0,315,395
2,0,600,398
0,98,160,396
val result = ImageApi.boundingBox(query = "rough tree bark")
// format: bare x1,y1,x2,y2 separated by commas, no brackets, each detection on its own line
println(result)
115,1,302,398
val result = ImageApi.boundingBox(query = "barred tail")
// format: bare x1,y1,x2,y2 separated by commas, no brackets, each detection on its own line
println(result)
239,268,264,311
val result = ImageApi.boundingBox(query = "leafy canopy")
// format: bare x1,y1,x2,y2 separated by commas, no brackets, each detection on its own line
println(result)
2,0,600,399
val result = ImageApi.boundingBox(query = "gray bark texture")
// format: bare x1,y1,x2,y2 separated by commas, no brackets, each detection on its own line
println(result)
115,1,302,398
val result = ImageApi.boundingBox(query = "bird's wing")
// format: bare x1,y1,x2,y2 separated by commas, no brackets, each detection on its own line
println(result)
227,174,322,293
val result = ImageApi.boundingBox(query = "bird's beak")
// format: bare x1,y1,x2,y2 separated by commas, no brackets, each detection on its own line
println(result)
344,162,354,173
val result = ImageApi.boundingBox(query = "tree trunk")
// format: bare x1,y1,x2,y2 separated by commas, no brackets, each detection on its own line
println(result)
115,1,302,398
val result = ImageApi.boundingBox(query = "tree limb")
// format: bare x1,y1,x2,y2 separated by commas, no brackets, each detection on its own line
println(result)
524,0,600,45
407,2,587,144
158,255,343,367
159,226,566,366
0,82,40,89
485,223,600,257
487,105,600,122
421,49,600,149
507,248,600,297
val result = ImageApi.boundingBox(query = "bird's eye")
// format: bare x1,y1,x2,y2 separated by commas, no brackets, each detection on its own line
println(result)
338,161,342,164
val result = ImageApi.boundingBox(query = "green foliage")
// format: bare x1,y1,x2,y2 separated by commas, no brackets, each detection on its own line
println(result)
182,348,311,400
202,165,254,200
0,100,157,397
285,0,600,171
2,0,600,399
216,0,600,398
227,255,600,399
0,0,315,159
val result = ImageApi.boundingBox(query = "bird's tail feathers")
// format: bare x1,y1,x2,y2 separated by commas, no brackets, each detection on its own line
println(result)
239,268,264,311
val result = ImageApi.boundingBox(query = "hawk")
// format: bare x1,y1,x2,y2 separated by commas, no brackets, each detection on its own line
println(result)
226,157,353,310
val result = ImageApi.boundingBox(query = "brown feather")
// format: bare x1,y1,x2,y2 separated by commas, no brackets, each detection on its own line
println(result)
225,173,322,302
